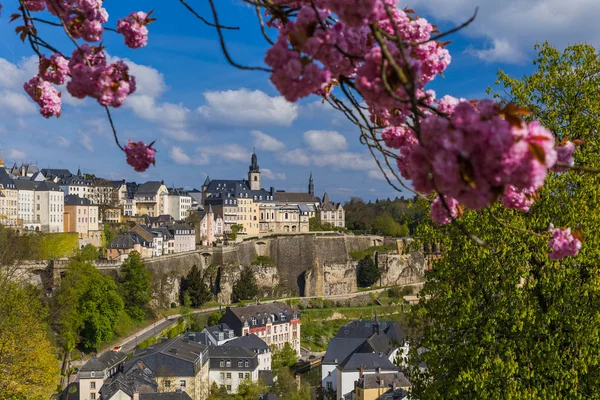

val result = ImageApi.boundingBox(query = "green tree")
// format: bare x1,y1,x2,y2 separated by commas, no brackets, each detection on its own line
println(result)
230,224,243,240
0,282,59,400
207,382,230,400
231,266,259,303
272,368,310,400
309,217,323,231
207,311,225,326
234,378,268,400
411,42,600,399
37,232,78,260
119,251,152,321
74,244,99,262
180,264,212,307
54,259,124,351
372,213,407,236
357,256,379,287
272,342,298,372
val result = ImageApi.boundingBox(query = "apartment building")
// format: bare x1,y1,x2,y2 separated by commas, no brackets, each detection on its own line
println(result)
208,346,259,394
63,195,100,238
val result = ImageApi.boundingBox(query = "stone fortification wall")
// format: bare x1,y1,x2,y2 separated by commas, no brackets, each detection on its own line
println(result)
377,251,425,286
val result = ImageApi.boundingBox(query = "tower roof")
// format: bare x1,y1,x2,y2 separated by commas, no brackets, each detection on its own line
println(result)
203,175,211,186
208,204,213,214
249,150,260,173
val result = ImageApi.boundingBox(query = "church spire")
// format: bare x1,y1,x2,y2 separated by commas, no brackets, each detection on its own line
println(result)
249,149,259,173
308,172,314,196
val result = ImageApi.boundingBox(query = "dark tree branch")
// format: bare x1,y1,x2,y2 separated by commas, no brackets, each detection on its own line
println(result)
179,0,240,30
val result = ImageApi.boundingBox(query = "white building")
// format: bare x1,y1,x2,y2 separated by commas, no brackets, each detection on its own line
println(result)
169,223,196,253
124,198,136,216
166,188,193,221
34,181,64,232
79,351,127,400
203,323,237,346
208,346,259,394
14,180,36,226
222,334,271,371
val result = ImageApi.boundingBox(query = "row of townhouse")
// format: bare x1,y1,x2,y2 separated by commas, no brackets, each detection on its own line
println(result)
76,302,298,400
106,222,195,261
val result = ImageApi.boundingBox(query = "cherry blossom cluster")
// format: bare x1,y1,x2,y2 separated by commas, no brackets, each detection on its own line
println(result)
23,75,62,118
548,224,582,260
125,140,156,172
116,11,151,49
264,0,450,115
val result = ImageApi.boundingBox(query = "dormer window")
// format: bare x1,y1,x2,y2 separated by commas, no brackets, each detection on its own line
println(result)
226,360,231,367
245,361,249,367
220,360,225,367
250,316,257,326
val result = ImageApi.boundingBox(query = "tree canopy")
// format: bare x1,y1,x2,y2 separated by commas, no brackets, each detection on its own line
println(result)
357,256,380,288
272,342,298,372
232,266,259,303
411,42,600,399
119,251,152,321
180,264,212,308
344,197,422,235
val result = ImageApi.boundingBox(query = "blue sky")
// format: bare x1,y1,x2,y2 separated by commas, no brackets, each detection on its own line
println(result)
0,0,598,201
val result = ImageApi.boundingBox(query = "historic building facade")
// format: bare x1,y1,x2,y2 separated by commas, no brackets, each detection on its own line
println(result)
201,152,345,238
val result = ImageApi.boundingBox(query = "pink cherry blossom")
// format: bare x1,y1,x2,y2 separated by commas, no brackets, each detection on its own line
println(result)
67,44,107,99
548,224,582,260
116,11,150,49
552,141,576,172
437,95,464,114
23,0,46,11
125,140,156,172
39,53,70,85
326,0,395,27
23,75,62,118
501,185,534,212
430,195,459,225
95,61,136,107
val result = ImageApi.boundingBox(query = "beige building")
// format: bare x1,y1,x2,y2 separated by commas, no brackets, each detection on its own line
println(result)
63,195,100,238
134,181,168,217
104,207,122,223
125,337,210,400
0,181,18,227
79,351,127,400
34,181,64,232
352,372,411,400
319,192,345,228
106,234,154,261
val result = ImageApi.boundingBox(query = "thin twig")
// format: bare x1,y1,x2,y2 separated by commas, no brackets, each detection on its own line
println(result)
105,107,124,151
254,4,275,45
206,0,271,72
413,8,478,45
179,0,240,30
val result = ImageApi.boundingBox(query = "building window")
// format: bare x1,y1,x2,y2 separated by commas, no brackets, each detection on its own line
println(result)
239,373,244,379
220,360,225,367
327,382,333,390
164,380,171,388
238,361,243,368
90,394,96,400
226,385,232,392
245,361,249,367
227,373,232,379
90,382,96,389
220,372,225,381
90,372,95,378
180,380,186,388
245,373,250,379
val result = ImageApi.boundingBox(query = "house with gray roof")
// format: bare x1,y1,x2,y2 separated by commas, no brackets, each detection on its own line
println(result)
223,333,271,371
321,316,408,399
208,346,259,394
202,323,237,346
352,372,410,400
79,350,127,400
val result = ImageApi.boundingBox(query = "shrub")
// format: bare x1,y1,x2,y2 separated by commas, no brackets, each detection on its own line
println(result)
388,286,414,298
170,302,177,308
357,256,380,287
251,255,275,266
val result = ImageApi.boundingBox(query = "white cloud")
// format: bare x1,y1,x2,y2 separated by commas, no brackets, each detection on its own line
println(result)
368,169,386,180
413,0,600,63
0,57,37,91
0,91,35,115
220,144,251,162
303,130,348,153
312,152,376,171
79,133,94,152
109,56,167,98
262,168,287,180
7,149,26,160
251,130,286,152
56,136,71,148
198,89,299,127
278,149,311,166
170,146,209,165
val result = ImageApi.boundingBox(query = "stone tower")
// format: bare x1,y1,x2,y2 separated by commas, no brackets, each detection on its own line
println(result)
248,150,261,190
207,204,215,245
308,172,314,196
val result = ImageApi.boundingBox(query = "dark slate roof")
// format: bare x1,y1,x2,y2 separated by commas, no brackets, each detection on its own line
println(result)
13,179,37,190
334,320,406,343
169,223,193,231
259,370,274,386
35,180,62,192
125,338,206,378
64,194,91,206
223,334,269,353
261,393,279,400
203,179,274,203
357,372,412,390
184,332,210,346
136,181,164,195
108,233,136,249
168,187,189,196
40,168,73,179
100,373,133,398
60,175,96,186
80,351,127,372
140,393,193,400
0,168,15,187
225,302,300,327
378,388,410,399
321,191,343,211
273,192,320,204
338,352,398,372
208,346,258,370
322,338,366,365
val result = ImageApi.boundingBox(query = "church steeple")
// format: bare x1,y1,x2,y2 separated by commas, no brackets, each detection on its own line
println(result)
248,149,261,190
308,172,314,196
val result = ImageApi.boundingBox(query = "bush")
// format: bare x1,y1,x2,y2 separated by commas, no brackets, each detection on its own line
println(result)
170,302,177,308
349,245,396,261
251,255,275,266
357,256,380,288
388,286,413,298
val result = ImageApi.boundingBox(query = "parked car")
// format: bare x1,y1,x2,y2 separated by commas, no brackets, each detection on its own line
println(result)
112,345,122,352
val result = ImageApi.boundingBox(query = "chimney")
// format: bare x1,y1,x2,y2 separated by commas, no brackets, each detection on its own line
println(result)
359,364,364,377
